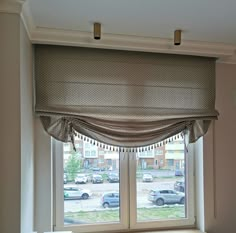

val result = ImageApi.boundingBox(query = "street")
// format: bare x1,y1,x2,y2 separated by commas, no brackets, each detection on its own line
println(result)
64,179,177,212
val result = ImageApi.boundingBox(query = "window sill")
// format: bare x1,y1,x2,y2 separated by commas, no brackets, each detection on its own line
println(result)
44,230,205,233
138,230,205,233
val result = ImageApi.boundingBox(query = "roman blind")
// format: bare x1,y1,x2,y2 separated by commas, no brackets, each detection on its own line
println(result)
34,45,218,150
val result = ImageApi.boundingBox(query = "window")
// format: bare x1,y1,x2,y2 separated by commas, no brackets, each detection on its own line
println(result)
83,143,98,159
34,45,216,233
167,159,174,167
54,134,194,233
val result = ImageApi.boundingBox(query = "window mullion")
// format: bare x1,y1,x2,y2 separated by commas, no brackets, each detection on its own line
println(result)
119,152,130,229
129,152,137,228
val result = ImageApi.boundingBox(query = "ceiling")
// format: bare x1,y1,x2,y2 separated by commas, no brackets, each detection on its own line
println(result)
21,0,236,60
28,0,236,44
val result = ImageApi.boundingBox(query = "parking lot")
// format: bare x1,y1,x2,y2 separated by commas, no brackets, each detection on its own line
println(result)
64,178,179,212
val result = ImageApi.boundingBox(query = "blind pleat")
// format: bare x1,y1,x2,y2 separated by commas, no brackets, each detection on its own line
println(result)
34,45,218,148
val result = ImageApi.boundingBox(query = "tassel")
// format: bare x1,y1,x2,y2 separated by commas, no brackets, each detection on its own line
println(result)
68,123,76,152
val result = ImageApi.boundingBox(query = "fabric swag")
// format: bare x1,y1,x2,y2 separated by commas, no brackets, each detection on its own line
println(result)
34,45,218,150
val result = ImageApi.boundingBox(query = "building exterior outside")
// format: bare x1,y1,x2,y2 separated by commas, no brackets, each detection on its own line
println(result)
64,136,185,172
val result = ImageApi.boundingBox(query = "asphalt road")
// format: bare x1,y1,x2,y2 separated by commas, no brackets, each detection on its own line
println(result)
64,179,177,212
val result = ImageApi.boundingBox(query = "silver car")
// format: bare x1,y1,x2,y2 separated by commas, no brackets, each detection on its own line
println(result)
148,189,185,206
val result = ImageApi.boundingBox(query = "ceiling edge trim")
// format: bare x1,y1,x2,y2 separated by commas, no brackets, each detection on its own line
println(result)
0,0,25,14
217,53,236,64
21,5,236,62
21,0,33,40
31,28,236,58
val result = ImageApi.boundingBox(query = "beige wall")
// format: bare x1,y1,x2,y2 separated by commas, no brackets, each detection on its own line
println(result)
0,13,21,233
34,118,52,233
0,12,34,233
20,19,34,233
205,63,236,233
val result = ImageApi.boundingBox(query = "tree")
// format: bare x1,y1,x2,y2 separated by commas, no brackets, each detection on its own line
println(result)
65,150,82,181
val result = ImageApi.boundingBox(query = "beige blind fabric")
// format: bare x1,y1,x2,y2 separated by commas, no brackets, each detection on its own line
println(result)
35,45,218,148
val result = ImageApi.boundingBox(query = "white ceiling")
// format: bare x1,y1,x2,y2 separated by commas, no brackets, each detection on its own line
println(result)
28,0,236,45
18,0,236,60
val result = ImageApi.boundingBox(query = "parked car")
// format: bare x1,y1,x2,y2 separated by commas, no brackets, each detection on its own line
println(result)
64,174,67,184
107,173,119,183
90,167,106,172
148,189,185,206
91,174,103,184
75,174,88,184
174,180,185,192
175,170,184,176
91,167,100,172
64,186,92,200
142,173,153,182
101,192,120,208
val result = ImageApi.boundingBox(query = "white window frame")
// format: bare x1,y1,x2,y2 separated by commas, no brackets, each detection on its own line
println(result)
54,143,129,233
129,145,195,230
53,139,195,233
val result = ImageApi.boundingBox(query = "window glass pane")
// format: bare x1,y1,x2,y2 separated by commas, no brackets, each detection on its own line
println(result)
63,139,120,225
136,136,186,222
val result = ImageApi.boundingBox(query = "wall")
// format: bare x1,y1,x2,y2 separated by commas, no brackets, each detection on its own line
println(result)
204,63,236,233
34,119,52,233
20,19,34,233
0,13,21,233
0,12,34,233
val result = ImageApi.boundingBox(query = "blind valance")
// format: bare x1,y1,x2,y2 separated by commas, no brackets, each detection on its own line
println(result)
34,45,218,148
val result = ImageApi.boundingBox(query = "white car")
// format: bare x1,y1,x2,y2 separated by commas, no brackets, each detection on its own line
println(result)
75,174,88,184
64,186,92,200
142,173,153,182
